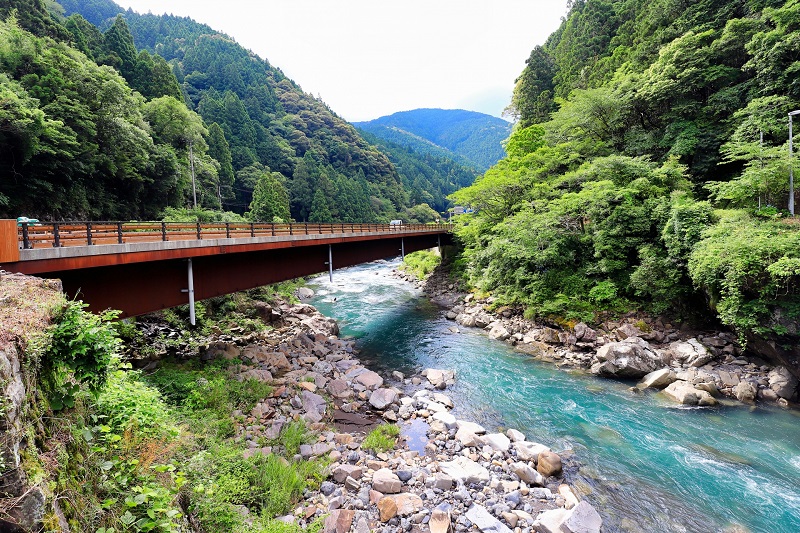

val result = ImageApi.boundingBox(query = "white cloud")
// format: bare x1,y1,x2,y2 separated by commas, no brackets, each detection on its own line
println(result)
114,0,568,121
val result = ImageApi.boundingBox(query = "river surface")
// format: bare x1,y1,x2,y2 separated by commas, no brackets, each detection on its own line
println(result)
308,260,800,533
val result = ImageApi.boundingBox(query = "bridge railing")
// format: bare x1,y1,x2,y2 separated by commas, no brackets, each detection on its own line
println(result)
16,221,450,250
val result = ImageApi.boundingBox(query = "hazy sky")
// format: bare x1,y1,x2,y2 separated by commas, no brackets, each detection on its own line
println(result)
114,1,569,122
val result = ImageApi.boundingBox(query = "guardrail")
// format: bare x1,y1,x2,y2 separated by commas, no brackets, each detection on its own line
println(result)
16,221,451,250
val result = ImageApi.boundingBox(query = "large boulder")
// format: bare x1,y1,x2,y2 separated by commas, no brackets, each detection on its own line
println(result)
662,381,717,406
591,337,662,378
734,381,757,403
514,441,550,462
488,322,511,341
768,366,798,399
638,368,678,389
666,338,714,368
355,370,384,390
424,368,455,388
536,451,562,477
561,501,603,533
301,391,328,423
369,388,398,410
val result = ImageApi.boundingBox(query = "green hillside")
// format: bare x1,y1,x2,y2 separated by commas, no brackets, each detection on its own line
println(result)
355,109,512,171
0,0,449,223
453,0,800,359
358,129,479,215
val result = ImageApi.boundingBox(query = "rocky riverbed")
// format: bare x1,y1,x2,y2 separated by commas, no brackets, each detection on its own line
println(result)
187,297,603,533
394,266,799,409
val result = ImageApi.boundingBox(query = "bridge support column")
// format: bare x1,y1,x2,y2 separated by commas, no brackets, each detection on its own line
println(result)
328,244,333,282
401,238,405,260
181,258,196,326
437,234,441,254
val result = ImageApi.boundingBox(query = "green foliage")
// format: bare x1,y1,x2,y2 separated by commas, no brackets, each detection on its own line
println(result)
402,250,442,280
43,300,120,410
245,165,291,222
95,366,179,438
362,424,400,453
270,420,313,458
160,207,247,223
688,211,800,339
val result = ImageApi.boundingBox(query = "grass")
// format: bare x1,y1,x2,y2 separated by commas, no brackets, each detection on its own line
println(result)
401,250,441,280
362,423,400,453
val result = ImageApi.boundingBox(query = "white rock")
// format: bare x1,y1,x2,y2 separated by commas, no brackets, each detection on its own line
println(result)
558,484,580,510
425,368,455,388
439,456,490,485
662,381,717,406
532,508,570,533
488,322,511,341
432,392,454,408
432,411,457,430
561,500,603,533
465,504,512,533
511,462,544,486
455,428,483,447
456,420,486,434
482,433,511,453
514,441,550,462
506,428,525,442
638,368,677,389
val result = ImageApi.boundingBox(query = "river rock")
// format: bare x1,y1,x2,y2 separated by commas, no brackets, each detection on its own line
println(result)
425,368,455,388
733,381,757,403
432,410,457,430
768,366,798,399
296,287,315,300
332,464,362,483
662,381,717,406
591,337,661,378
507,428,525,442
532,508,570,533
301,390,327,423
369,388,398,410
514,441,550,462
488,322,511,341
456,420,486,434
559,484,580,510
512,462,544,486
539,327,562,344
667,338,714,367
327,379,354,399
573,322,597,342
355,370,384,390
456,313,477,327
372,468,402,494
439,456,490,485
323,509,354,533
614,323,644,340
378,496,398,521
429,508,452,533
536,451,562,477
561,501,603,533
466,504,512,533
456,427,483,447
482,433,511,452
390,493,423,516
638,368,677,389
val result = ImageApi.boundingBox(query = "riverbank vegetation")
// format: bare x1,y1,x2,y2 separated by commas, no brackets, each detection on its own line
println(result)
13,287,326,533
451,0,800,349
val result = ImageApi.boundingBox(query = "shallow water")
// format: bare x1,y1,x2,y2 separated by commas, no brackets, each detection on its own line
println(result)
309,260,800,533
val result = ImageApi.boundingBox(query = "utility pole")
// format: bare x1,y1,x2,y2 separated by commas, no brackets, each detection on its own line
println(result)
189,140,197,209
790,111,800,216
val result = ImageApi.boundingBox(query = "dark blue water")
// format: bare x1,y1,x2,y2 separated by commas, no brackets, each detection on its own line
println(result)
308,260,800,533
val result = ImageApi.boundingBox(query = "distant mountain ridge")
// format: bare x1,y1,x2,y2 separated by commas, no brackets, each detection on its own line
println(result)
354,109,511,171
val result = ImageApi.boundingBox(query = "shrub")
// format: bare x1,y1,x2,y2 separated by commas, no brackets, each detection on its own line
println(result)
43,300,121,410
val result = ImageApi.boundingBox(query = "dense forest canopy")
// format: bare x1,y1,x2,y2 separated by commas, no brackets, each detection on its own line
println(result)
0,0,455,223
453,0,800,353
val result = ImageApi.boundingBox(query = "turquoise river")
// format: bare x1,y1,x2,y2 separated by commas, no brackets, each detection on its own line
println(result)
308,260,800,533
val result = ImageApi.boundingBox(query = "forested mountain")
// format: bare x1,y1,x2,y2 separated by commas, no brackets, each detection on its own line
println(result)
354,109,512,171
453,0,800,359
359,130,479,215
0,0,445,222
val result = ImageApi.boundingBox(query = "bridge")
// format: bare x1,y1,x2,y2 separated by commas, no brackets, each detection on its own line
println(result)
0,220,452,320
